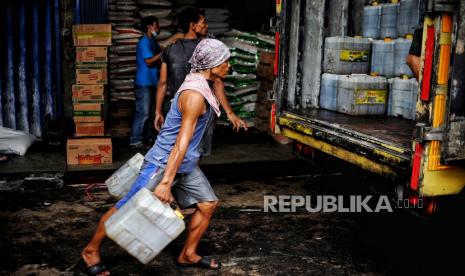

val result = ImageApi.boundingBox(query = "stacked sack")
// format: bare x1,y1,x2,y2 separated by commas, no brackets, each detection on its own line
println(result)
109,0,140,102
220,29,275,127
108,0,140,138
138,0,174,43
202,8,231,37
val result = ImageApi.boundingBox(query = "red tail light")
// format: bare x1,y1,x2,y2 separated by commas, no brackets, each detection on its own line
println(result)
410,143,424,190
420,26,435,101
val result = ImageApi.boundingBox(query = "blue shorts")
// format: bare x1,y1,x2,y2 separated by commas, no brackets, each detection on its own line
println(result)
115,161,218,210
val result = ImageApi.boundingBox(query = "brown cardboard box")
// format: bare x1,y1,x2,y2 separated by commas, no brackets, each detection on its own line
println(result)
256,89,270,103
73,24,112,46
73,116,103,123
258,78,274,92
72,85,104,103
255,100,273,119
76,67,108,85
73,103,102,115
75,122,105,137
258,50,275,66
73,103,102,123
257,62,275,81
67,138,112,165
254,116,271,134
76,47,108,64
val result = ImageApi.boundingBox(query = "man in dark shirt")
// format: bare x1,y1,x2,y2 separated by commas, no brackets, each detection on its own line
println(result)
154,7,246,134
406,23,423,80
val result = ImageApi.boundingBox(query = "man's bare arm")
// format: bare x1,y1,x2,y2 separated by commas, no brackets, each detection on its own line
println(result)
406,54,421,80
154,91,206,202
212,78,248,131
154,63,168,131
144,53,162,66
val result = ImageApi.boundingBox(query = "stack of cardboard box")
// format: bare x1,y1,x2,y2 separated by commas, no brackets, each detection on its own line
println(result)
255,50,292,144
67,24,113,165
255,50,275,134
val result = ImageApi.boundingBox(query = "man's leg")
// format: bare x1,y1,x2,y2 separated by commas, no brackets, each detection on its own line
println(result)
177,200,220,267
143,86,156,144
130,86,151,146
80,207,116,275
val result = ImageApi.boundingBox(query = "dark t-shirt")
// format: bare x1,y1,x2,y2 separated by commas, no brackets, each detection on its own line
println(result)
161,38,201,96
409,23,423,57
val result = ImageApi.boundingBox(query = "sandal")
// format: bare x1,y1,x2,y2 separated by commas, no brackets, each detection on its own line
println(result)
76,259,110,275
176,256,221,270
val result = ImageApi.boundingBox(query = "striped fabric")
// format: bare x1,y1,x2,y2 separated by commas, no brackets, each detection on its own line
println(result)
177,73,221,117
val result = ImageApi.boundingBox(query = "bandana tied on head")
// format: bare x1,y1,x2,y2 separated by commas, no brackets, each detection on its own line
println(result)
189,38,231,73
177,39,231,117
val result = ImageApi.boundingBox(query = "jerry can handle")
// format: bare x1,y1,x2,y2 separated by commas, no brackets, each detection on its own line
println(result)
170,201,185,220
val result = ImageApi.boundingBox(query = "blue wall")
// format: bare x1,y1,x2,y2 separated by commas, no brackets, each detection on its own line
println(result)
0,0,64,137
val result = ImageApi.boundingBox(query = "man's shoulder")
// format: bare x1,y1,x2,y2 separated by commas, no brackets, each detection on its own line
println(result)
171,39,200,49
138,35,149,46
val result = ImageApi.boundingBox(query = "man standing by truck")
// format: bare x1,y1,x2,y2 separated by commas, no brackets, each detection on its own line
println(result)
406,24,423,80
154,7,247,144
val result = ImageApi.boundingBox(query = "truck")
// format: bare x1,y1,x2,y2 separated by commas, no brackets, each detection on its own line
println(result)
272,0,465,211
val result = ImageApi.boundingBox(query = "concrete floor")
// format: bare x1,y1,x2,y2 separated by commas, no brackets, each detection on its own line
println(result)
0,128,294,177
1,155,464,275
1,125,465,275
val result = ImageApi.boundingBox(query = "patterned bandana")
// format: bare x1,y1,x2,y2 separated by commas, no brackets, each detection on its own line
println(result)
189,38,231,73
177,73,221,117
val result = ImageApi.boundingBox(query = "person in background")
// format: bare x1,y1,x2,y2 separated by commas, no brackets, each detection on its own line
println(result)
129,16,162,149
78,39,232,275
154,7,247,144
406,24,423,80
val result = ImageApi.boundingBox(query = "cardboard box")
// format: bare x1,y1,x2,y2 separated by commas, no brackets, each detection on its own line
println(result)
258,78,274,92
67,138,112,165
72,85,104,103
76,67,108,85
254,117,271,134
73,103,102,115
73,103,102,122
76,47,108,64
256,89,270,103
258,50,275,66
73,116,103,123
75,122,105,137
73,24,112,46
257,62,275,81
255,100,273,119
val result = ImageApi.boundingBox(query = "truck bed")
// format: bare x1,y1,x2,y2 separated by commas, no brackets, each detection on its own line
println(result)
278,109,415,175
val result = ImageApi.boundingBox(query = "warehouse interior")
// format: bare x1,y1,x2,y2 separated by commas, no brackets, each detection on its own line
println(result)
0,0,424,174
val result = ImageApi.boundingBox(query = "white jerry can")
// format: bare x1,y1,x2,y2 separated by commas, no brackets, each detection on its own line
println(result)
105,153,145,198
105,188,186,264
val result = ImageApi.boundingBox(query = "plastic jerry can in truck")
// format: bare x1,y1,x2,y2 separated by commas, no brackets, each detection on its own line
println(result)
271,0,465,209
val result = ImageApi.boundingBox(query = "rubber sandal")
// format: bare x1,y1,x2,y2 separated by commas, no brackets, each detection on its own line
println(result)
76,259,110,275
176,256,221,270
